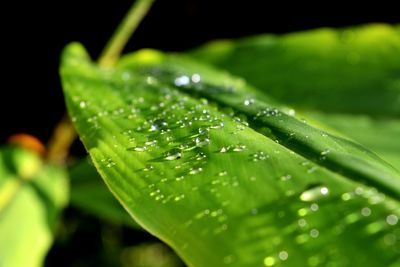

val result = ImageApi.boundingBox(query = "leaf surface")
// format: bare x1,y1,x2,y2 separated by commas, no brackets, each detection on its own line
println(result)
61,43,400,267
190,24,400,169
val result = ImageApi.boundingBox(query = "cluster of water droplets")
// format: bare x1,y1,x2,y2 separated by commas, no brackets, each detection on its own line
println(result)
73,65,400,266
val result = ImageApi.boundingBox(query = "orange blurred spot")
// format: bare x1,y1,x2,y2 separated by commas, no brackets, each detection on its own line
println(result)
8,133,46,156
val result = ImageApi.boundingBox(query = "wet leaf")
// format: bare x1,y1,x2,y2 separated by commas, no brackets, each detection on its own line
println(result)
61,43,400,267
0,146,68,267
190,24,400,169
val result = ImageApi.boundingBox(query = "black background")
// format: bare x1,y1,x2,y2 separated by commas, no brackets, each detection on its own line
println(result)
1,0,398,144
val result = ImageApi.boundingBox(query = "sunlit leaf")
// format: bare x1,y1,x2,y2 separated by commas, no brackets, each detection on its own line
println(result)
0,146,68,267
61,43,400,267
190,24,400,169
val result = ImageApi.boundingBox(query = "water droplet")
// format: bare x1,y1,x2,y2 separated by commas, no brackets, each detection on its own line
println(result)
287,109,296,116
341,192,352,201
310,229,319,238
195,136,210,147
191,74,201,83
164,148,182,160
264,256,276,266
320,149,330,156
280,174,292,181
386,214,399,226
143,165,154,172
298,218,307,227
361,207,371,217
175,75,190,86
220,146,229,153
300,186,329,202
243,98,255,106
174,194,185,202
251,151,268,161
127,146,147,152
278,251,288,261
189,167,203,175
310,203,319,211
79,101,87,108
101,158,115,168
145,140,157,146
149,119,168,132
355,187,364,195
232,144,246,152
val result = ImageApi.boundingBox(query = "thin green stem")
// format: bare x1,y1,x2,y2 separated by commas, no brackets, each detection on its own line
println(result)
47,0,155,163
98,0,155,67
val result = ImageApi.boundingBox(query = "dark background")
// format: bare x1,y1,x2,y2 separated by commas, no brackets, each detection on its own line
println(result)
1,0,399,144
1,1,398,266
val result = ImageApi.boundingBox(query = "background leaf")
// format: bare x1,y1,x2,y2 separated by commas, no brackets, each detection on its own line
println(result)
189,24,400,170
70,158,141,228
61,43,400,267
0,146,68,267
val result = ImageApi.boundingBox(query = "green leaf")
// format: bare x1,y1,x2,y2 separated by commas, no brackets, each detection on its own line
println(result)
70,158,140,228
61,43,400,267
190,24,400,169
190,24,400,117
0,146,68,267
302,112,400,171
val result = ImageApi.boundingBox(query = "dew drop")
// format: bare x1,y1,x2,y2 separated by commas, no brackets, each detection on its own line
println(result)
251,151,268,161
386,214,399,226
280,174,292,181
278,251,288,261
264,256,276,266
191,74,201,83
218,171,228,176
243,98,255,106
189,167,203,175
287,109,296,116
298,218,307,227
195,136,210,147
310,203,319,211
300,186,329,202
145,140,157,146
361,207,371,217
310,229,319,238
164,148,182,160
127,146,147,152
320,149,330,156
175,75,190,86
149,119,168,132
232,144,246,152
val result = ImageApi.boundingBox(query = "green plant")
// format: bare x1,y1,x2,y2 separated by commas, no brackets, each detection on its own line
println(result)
1,1,399,266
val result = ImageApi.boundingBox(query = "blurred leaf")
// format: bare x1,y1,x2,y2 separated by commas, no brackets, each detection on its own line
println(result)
61,43,400,267
0,146,68,267
190,24,400,169
190,24,400,117
121,243,184,267
70,158,141,228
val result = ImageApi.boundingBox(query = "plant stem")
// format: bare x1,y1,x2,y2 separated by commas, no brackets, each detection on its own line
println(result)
98,0,155,67
47,0,155,163
47,115,77,163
